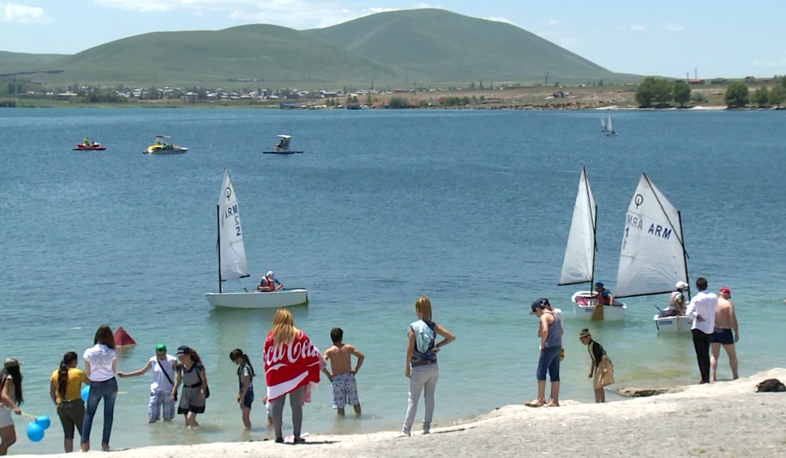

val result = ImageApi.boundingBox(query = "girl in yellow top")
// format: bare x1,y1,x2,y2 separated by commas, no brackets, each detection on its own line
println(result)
49,352,88,453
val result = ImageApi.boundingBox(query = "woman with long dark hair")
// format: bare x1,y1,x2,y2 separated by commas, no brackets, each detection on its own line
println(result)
172,346,208,427
49,352,88,452
81,325,118,452
0,357,23,455
230,348,256,429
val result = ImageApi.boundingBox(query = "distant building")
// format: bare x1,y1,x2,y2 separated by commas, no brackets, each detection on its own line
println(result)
56,92,77,101
710,78,728,85
688,79,705,85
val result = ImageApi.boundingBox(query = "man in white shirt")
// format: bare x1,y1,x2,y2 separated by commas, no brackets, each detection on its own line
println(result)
685,276,718,384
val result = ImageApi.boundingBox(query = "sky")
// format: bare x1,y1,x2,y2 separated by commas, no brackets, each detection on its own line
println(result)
2,0,785,78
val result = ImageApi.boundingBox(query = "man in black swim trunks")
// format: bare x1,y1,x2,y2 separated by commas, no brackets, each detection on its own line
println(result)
710,286,739,382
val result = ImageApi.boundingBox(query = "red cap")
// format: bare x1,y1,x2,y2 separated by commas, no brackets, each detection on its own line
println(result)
719,286,731,297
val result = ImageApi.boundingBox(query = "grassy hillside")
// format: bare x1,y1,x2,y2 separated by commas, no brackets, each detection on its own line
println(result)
309,9,619,84
15,25,396,85
0,51,68,75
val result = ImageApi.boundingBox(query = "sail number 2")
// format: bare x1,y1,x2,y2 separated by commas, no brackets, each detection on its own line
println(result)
223,203,242,237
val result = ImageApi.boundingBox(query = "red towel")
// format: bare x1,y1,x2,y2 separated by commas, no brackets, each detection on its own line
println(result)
263,331,321,401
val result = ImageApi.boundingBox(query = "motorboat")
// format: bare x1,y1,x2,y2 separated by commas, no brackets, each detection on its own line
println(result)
73,141,106,151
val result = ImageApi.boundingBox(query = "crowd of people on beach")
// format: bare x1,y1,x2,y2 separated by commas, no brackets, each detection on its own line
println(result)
0,284,739,454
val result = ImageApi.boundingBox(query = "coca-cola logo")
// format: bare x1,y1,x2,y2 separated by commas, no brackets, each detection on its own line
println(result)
265,337,319,368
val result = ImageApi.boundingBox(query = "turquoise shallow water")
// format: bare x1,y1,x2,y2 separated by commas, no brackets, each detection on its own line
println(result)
1,108,785,454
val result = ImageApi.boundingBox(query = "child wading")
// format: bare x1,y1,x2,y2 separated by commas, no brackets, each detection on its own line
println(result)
229,349,255,429
322,328,365,416
579,329,614,402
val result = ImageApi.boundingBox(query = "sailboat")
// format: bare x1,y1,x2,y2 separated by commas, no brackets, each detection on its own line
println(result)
204,170,308,309
606,114,618,136
600,116,607,132
559,168,627,320
615,173,691,332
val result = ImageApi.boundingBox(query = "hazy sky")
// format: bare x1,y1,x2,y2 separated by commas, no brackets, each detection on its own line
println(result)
2,0,784,78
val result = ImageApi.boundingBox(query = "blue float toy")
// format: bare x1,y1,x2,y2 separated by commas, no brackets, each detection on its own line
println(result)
26,422,44,442
81,385,90,402
35,415,51,430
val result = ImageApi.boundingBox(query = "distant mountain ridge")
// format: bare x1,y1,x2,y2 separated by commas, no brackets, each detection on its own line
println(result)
0,9,634,86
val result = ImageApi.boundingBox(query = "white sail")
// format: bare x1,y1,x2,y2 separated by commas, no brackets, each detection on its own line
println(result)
607,115,613,133
218,170,248,281
601,116,607,131
559,167,597,285
616,174,687,298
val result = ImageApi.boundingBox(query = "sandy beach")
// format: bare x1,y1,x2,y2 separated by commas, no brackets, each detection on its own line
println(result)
16,368,786,458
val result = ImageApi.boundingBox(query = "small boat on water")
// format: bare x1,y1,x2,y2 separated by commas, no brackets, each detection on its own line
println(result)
614,173,692,333
204,170,308,309
559,167,627,320
606,115,618,136
600,116,607,132
144,135,188,154
73,142,106,151
263,135,303,154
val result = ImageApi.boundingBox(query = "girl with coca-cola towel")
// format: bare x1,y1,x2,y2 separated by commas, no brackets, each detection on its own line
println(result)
263,309,322,444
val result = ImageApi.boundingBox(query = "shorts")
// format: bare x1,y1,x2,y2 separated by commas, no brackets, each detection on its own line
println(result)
0,407,13,428
536,346,561,382
240,388,254,409
331,373,360,409
711,328,734,345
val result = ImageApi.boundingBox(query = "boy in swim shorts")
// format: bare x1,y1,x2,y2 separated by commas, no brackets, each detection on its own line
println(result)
322,328,365,415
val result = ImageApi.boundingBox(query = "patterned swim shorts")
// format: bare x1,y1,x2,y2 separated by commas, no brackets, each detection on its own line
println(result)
331,373,359,409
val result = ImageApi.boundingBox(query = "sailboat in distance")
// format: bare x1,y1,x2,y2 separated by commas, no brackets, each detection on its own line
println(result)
606,114,618,136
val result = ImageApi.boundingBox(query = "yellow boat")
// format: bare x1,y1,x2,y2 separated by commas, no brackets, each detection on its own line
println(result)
144,135,188,154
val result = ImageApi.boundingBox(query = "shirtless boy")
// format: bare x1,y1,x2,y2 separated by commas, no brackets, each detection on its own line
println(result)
710,286,739,382
322,328,364,415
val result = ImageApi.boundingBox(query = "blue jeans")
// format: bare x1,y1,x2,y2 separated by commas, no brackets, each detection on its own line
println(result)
81,378,118,445
536,346,561,382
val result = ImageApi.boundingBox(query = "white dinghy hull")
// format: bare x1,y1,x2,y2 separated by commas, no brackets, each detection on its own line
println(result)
205,289,308,309
571,291,627,321
653,315,692,333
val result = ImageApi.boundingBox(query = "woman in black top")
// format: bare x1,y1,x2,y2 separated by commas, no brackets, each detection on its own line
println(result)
579,329,614,403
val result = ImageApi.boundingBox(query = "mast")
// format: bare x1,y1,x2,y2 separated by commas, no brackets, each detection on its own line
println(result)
678,210,691,301
590,204,598,287
216,204,222,293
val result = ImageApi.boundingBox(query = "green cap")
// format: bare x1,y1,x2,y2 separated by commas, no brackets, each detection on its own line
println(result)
155,344,166,352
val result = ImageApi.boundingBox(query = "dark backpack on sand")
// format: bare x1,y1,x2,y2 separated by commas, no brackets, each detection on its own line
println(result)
755,379,786,392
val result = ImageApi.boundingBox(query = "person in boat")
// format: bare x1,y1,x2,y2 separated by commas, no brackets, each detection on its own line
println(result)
579,329,614,403
83,138,90,146
592,282,614,306
660,281,689,317
257,271,283,292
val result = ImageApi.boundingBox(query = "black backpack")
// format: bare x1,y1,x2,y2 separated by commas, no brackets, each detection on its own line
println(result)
755,378,786,392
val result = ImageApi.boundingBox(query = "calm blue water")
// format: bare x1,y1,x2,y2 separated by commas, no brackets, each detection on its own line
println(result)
1,108,785,454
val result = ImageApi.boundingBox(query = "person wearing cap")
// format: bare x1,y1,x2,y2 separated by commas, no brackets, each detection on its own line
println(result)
660,281,689,317
578,329,614,403
685,276,718,384
118,344,178,423
0,357,23,456
592,282,614,306
526,298,563,408
257,271,283,292
172,346,208,427
710,286,739,382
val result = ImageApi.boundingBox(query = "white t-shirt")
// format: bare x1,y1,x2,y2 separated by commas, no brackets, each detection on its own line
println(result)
149,355,177,392
83,344,117,382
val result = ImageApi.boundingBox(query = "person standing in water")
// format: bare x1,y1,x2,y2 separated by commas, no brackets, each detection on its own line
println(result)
710,286,739,382
229,349,255,430
0,358,23,456
322,328,365,416
686,276,718,384
49,352,87,452
172,346,208,428
526,298,563,407
81,325,118,452
578,329,614,402
118,344,178,423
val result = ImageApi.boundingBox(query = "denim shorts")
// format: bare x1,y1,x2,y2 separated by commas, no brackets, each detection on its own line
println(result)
536,346,561,382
